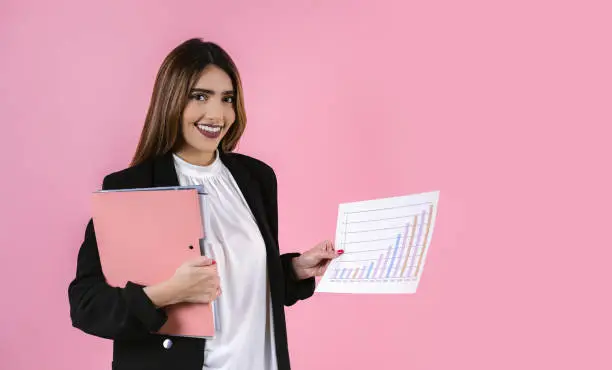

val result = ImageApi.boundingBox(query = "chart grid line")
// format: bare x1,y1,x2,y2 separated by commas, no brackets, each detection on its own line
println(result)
346,225,409,233
343,202,434,214
345,214,431,224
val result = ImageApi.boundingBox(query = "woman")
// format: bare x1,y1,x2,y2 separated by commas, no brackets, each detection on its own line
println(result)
68,38,342,370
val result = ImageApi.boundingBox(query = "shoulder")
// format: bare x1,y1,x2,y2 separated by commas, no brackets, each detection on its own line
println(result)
101,158,155,190
225,152,277,184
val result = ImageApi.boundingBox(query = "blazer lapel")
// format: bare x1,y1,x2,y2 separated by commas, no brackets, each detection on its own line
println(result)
152,151,180,187
219,151,278,257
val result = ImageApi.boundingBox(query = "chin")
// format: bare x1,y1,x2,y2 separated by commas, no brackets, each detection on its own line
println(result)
195,143,220,154
178,138,218,156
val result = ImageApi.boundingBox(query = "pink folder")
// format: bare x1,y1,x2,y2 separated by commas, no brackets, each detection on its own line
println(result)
91,186,215,338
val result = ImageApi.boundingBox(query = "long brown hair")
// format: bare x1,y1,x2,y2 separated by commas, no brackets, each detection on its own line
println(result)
130,38,247,167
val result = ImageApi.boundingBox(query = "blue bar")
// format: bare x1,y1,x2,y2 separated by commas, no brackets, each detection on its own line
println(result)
386,233,402,278
340,268,346,279
366,262,374,278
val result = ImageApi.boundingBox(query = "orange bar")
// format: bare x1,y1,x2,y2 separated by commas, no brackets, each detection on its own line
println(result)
352,267,360,279
400,215,418,276
415,205,434,276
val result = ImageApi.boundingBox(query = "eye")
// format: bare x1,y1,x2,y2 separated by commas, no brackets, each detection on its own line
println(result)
191,93,208,101
223,96,235,103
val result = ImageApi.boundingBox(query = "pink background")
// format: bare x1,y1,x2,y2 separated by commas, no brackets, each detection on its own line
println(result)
1,0,611,369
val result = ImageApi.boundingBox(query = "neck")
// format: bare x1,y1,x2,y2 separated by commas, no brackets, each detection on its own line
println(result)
174,148,217,166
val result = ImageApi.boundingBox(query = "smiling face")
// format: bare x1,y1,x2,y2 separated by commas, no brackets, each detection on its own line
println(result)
175,64,236,165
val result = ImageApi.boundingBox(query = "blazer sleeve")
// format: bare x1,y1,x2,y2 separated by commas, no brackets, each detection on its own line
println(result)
67,176,168,340
264,166,316,306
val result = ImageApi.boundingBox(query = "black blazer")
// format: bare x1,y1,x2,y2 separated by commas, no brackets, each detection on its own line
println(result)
68,150,315,370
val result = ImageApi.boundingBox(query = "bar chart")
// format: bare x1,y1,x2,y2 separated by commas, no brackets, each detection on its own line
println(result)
315,191,439,294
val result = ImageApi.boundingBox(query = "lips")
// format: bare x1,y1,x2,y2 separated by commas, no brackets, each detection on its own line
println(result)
195,123,223,139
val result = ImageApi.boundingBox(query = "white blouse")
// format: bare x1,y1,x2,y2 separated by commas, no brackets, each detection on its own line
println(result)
172,152,277,370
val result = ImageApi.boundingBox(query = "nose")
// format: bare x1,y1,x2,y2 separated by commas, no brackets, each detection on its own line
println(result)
203,99,224,123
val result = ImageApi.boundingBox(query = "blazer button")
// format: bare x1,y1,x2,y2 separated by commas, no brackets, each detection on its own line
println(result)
162,338,173,349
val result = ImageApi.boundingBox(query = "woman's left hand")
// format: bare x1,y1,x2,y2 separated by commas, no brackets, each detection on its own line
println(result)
292,240,344,280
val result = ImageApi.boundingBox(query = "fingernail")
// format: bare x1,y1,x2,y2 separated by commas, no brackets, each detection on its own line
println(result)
211,260,216,264
337,250,344,254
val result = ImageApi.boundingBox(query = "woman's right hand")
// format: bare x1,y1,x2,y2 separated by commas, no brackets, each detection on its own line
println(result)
170,256,220,304
143,256,220,307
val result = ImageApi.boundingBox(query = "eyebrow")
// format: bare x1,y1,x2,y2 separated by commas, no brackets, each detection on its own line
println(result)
190,88,235,95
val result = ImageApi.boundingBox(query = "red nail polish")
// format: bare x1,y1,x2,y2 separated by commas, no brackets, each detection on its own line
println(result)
338,250,344,254
211,260,216,264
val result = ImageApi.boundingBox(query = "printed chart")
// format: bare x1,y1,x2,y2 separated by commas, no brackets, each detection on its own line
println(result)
315,191,439,294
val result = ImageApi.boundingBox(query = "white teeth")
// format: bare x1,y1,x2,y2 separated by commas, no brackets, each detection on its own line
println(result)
197,124,221,133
